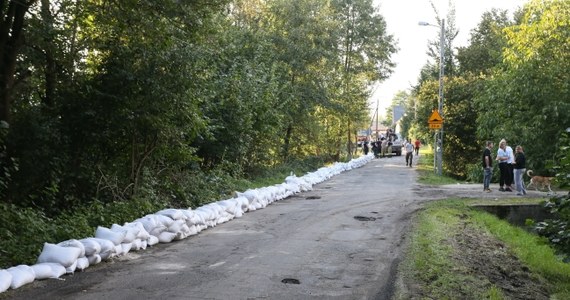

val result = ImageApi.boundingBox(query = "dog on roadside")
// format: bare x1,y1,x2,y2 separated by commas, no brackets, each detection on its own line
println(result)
526,170,554,193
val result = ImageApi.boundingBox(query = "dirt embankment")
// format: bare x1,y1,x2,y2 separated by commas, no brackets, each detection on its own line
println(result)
397,183,554,299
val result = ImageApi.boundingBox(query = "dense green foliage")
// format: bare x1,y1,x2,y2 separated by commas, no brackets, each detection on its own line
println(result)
0,0,396,267
398,0,569,181
535,132,570,259
0,0,395,213
399,0,570,263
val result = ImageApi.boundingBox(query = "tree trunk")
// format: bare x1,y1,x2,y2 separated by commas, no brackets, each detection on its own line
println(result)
346,118,352,160
40,0,56,107
282,123,292,161
0,0,38,122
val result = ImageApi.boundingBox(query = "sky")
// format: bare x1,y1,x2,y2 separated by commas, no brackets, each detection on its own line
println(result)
370,0,527,117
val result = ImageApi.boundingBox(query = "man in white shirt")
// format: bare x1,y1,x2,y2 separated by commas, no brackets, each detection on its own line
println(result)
405,140,414,167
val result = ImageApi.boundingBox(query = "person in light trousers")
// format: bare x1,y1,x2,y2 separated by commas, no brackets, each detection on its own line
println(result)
514,145,527,196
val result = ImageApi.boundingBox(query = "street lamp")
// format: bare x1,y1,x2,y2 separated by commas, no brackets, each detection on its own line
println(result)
419,19,445,176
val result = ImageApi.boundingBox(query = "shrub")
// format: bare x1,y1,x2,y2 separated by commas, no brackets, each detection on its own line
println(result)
534,132,570,260
0,203,51,268
0,197,165,268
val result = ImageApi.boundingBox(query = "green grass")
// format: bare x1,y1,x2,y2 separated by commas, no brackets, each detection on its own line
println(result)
396,146,570,299
471,209,570,297
416,149,463,185
396,200,495,299
396,199,570,299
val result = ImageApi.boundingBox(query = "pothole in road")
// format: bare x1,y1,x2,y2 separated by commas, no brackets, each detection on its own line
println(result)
306,195,321,199
354,216,376,221
281,278,301,284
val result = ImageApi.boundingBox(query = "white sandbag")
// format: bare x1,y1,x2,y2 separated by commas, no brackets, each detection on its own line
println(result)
186,225,199,236
174,231,187,241
0,269,12,293
147,235,159,246
121,242,132,254
49,263,66,278
37,243,81,267
135,215,159,232
65,260,77,274
135,215,167,235
158,231,176,243
79,238,101,256
35,263,65,279
125,222,150,240
149,227,165,237
154,214,175,227
58,239,86,258
85,238,115,260
113,244,123,256
87,254,101,265
99,250,113,261
131,239,142,251
253,201,263,209
8,265,35,289
196,224,207,232
167,219,185,234
234,196,250,212
217,199,240,215
185,211,205,226
205,203,225,215
95,226,126,245
31,263,53,280
238,189,260,203
181,209,198,226
140,240,148,250
234,209,243,218
111,224,137,243
194,207,214,222
86,238,114,255
157,209,186,220
76,257,89,271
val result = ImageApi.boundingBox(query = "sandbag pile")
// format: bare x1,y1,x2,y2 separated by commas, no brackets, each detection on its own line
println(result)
0,154,373,293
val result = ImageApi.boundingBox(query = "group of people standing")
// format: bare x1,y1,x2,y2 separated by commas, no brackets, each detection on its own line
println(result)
482,139,527,195
368,138,392,158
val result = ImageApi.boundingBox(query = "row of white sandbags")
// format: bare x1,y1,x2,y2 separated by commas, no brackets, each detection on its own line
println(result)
0,154,373,293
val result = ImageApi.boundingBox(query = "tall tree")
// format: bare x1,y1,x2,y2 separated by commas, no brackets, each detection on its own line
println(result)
456,9,513,75
0,0,38,122
476,0,570,171
265,0,339,159
332,0,396,157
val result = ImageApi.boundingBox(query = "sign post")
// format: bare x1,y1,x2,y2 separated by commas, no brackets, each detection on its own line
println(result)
428,110,444,175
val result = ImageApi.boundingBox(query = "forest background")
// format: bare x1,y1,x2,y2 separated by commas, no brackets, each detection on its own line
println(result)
0,0,568,268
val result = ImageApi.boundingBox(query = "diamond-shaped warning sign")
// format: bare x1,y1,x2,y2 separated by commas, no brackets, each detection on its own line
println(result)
428,110,443,124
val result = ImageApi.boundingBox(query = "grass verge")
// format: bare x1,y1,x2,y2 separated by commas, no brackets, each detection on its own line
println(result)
416,149,462,185
394,199,570,299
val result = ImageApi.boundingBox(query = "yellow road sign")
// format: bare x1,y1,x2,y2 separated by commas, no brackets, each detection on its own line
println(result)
429,123,442,129
428,110,443,124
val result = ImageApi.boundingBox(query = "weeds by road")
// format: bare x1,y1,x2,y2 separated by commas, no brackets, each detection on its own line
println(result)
393,199,570,299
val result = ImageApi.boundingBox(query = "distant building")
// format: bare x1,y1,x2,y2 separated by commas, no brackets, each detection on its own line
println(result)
393,105,404,125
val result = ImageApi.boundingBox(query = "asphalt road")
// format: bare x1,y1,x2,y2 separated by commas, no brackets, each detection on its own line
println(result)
5,155,425,300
